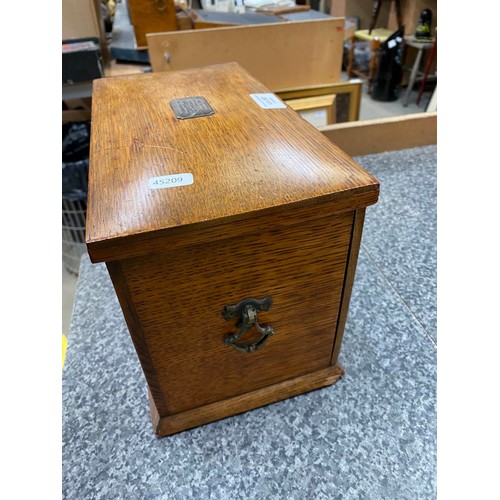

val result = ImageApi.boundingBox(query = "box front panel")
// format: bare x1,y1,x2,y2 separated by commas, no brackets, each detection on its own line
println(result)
120,211,353,415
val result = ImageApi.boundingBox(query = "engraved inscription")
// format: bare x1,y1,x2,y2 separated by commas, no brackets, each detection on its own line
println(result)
170,96,215,120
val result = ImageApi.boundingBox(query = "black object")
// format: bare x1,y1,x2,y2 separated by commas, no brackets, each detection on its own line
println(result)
62,122,90,275
415,9,433,40
62,160,89,202
62,122,91,163
371,27,405,102
62,37,104,85
62,123,90,201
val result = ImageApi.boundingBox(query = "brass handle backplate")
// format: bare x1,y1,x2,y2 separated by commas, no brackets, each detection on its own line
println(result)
222,296,275,353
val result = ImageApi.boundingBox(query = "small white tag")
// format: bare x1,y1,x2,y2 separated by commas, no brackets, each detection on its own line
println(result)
250,93,286,109
149,173,193,190
387,39,397,49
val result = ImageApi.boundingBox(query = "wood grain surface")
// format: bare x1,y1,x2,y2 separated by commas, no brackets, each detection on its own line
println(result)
86,63,379,262
88,63,380,436
146,19,344,88
319,112,437,156
150,364,344,437
286,94,336,125
88,187,377,263
113,211,353,415
277,80,362,122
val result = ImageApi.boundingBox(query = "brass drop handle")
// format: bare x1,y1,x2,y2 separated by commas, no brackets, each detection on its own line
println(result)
222,296,275,353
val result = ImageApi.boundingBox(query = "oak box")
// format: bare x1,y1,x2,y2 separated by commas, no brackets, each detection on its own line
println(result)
86,62,379,437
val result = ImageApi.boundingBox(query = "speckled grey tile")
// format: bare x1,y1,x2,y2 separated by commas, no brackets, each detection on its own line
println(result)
63,244,436,499
354,146,437,343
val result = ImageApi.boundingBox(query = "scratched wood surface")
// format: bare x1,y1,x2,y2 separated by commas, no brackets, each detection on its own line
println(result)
86,62,379,262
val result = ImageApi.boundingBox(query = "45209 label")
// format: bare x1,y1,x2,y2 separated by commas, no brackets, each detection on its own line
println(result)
149,173,193,190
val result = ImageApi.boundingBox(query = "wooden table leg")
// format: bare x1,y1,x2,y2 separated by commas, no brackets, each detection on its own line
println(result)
368,0,382,34
368,37,381,94
347,35,356,78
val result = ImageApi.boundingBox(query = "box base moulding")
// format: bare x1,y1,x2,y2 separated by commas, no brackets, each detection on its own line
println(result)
149,363,345,437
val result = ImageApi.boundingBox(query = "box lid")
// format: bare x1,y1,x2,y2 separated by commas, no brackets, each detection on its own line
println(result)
86,62,378,262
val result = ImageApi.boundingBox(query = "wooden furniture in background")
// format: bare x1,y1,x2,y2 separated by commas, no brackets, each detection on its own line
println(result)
147,18,345,90
62,0,109,64
286,94,337,125
62,60,149,122
277,80,362,122
330,0,346,17
62,99,92,123
415,32,436,105
188,9,284,29
147,18,356,124
62,0,105,40
402,34,435,106
256,4,311,14
368,0,402,34
128,0,178,48
86,62,379,436
319,111,437,156
346,0,403,93
346,28,394,93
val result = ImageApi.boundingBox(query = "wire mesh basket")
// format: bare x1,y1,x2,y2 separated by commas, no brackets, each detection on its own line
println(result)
62,197,87,275
62,121,90,276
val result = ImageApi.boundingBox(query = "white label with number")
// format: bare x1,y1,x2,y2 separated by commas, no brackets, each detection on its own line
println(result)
250,93,286,109
149,173,193,190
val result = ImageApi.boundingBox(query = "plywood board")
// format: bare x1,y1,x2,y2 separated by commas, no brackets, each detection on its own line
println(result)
147,18,344,90
319,112,437,156
62,0,109,64
62,0,101,40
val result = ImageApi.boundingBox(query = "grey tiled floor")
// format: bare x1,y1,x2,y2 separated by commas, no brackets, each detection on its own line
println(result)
356,148,437,344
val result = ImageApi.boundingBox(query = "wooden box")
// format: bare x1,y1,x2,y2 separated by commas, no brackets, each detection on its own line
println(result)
86,63,379,437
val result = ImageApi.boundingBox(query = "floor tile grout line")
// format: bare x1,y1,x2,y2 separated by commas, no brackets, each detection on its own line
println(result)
361,243,437,348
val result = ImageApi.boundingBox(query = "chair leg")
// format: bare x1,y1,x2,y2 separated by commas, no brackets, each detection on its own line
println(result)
368,37,381,94
394,0,403,30
416,36,437,105
347,35,355,78
403,46,424,106
368,0,382,34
